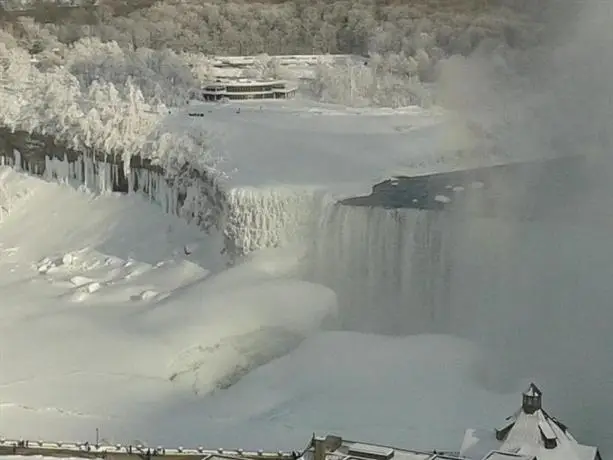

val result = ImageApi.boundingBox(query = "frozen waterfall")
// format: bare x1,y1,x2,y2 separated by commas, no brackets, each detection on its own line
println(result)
303,204,455,335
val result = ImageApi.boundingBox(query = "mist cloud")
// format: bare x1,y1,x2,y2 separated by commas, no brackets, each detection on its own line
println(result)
442,0,613,453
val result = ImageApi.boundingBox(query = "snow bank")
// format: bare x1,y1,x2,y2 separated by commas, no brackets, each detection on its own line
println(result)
116,332,529,451
0,167,336,442
169,102,481,190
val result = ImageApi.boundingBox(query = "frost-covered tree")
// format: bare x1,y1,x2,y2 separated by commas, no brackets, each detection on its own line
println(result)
0,38,220,177
310,55,431,108
3,0,537,59
63,37,196,106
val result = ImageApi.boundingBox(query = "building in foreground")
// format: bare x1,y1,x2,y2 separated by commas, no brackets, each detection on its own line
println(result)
306,383,601,460
460,383,601,460
199,79,297,101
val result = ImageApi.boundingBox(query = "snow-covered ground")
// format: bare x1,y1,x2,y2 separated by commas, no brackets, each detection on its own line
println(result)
0,164,534,452
172,100,495,193
0,166,334,443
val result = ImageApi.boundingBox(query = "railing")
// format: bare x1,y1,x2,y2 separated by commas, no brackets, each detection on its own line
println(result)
0,437,298,460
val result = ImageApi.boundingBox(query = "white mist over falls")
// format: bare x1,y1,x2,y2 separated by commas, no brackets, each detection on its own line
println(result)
255,0,611,450
2,0,613,454
430,0,613,449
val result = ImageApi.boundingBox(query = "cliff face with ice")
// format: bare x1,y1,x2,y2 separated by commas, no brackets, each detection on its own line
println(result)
0,128,226,237
223,188,331,257
0,129,334,266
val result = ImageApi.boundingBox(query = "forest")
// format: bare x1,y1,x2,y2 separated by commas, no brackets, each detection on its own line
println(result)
2,0,543,56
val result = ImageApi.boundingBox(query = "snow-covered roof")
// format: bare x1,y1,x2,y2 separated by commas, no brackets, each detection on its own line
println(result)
501,410,566,452
522,383,542,398
207,55,361,67
203,79,288,88
460,385,600,460
307,437,463,460
481,451,534,460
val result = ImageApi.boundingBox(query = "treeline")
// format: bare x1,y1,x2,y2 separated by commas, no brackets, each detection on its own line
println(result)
3,0,541,58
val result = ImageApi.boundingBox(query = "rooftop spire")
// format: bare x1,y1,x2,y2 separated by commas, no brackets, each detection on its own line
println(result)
522,382,542,414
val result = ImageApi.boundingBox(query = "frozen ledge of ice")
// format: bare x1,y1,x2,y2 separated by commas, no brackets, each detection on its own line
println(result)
0,128,332,263
0,128,224,237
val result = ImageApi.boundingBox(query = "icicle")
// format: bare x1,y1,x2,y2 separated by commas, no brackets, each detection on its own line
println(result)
13,149,21,171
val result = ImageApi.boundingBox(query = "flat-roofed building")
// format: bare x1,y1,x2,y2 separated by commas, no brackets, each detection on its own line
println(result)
200,79,297,101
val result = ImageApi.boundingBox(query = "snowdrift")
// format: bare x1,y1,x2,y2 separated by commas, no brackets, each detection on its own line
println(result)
0,166,337,442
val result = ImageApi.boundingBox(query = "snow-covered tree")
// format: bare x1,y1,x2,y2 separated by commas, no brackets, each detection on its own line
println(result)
0,37,221,179
310,55,431,108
